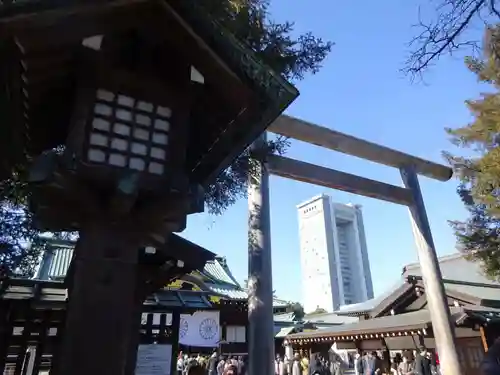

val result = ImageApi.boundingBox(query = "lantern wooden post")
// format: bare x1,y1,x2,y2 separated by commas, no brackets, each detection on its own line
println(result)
57,221,142,375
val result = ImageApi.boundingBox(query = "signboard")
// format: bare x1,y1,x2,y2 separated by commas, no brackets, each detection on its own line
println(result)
135,344,172,375
179,310,220,347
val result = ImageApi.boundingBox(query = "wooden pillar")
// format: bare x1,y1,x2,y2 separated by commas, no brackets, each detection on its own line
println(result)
22,347,36,375
56,222,141,375
0,302,12,374
170,310,181,375
49,309,67,375
31,311,51,375
124,299,145,375
381,340,391,374
16,302,34,375
221,322,227,342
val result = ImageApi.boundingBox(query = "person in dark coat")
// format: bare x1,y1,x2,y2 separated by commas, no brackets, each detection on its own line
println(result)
413,346,432,375
354,350,364,375
208,352,218,375
309,357,324,375
481,337,500,375
362,351,382,375
187,364,205,375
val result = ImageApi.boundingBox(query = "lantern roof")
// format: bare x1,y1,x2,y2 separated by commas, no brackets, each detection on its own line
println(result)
0,0,298,184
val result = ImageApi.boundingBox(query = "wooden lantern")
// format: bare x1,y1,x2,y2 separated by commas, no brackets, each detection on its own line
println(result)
64,50,191,194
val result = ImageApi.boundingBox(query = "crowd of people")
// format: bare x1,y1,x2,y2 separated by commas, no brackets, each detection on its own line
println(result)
353,346,441,375
176,352,247,375
274,346,441,375
174,340,500,375
274,352,346,375
174,349,435,375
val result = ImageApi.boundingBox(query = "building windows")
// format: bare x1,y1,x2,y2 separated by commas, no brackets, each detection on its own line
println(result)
226,326,246,343
302,205,318,215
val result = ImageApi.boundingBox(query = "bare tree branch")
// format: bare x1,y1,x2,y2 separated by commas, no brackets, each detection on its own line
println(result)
490,0,500,18
404,0,488,77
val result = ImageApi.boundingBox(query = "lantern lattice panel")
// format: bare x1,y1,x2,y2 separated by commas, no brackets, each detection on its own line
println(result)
86,89,171,176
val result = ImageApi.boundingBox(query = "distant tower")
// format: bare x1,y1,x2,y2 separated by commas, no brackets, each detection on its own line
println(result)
297,194,374,313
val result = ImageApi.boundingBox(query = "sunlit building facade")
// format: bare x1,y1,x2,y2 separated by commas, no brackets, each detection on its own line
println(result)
297,194,374,313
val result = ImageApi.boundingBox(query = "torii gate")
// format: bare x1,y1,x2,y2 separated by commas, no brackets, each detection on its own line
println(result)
246,115,459,375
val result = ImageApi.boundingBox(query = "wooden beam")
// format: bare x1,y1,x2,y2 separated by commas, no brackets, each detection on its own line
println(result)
269,115,453,182
0,0,151,45
267,155,414,206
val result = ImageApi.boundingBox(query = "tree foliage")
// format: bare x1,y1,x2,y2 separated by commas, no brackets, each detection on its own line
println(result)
405,0,499,76
0,172,44,276
446,25,500,281
286,302,306,322
203,0,332,214
0,0,332,273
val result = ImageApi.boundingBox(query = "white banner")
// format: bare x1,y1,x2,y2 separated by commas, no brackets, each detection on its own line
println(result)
179,310,220,347
135,344,172,375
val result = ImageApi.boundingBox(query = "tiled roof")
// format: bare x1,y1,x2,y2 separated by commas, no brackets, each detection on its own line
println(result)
47,246,72,279
403,253,498,286
35,241,289,306
287,308,438,340
0,278,213,309
272,312,358,325
208,285,248,299
208,285,293,308
286,305,500,341
445,281,500,302
273,312,295,322
336,299,379,315
305,313,359,325
336,281,405,315
37,244,239,288
275,326,296,338
403,253,463,271
273,298,289,307
337,275,500,319
203,259,239,286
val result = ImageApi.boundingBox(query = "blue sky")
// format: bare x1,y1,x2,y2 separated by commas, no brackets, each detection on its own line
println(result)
182,0,487,303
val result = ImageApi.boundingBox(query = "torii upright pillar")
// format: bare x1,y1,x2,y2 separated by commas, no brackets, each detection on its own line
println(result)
247,133,275,375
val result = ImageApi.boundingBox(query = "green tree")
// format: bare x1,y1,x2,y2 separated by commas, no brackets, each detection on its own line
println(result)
446,25,500,281
203,0,332,214
286,302,306,322
0,0,332,274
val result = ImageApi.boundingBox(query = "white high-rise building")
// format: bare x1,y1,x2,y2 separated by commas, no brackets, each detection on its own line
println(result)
297,194,374,313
